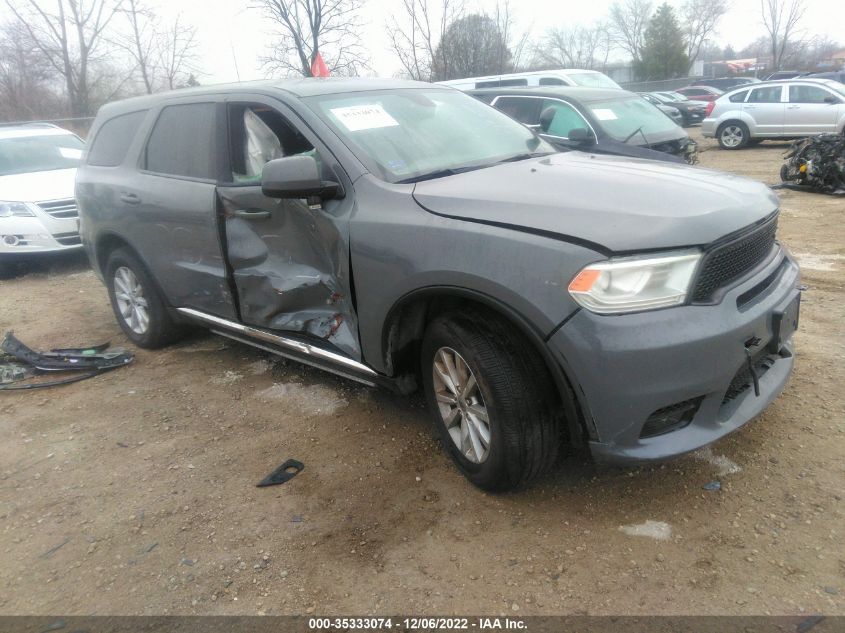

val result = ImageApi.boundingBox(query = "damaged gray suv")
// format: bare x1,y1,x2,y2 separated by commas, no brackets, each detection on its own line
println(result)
77,79,801,491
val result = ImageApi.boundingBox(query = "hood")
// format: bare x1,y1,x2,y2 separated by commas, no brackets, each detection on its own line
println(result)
412,152,778,253
0,168,77,203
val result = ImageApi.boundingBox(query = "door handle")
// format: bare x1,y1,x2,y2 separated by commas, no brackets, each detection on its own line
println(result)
120,192,141,205
233,208,271,220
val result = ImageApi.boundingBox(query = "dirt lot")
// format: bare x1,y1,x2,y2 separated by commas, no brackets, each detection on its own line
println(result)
1,129,843,616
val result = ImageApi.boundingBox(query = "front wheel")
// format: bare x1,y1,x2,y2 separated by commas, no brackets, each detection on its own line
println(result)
717,122,750,149
421,312,562,491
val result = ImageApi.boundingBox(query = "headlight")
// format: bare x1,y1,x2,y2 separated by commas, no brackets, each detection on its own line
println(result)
568,250,701,314
0,201,36,218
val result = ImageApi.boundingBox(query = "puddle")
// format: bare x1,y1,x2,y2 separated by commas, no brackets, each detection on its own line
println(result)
619,520,672,541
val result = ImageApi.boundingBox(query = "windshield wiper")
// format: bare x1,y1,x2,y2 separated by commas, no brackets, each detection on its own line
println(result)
494,151,554,164
397,168,461,184
623,126,651,148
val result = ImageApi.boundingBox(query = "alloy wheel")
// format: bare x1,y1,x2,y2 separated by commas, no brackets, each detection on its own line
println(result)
721,125,744,148
113,266,149,335
432,347,491,464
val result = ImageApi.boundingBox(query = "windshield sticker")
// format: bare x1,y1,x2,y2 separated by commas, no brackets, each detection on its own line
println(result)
591,108,618,121
59,147,83,159
330,104,399,131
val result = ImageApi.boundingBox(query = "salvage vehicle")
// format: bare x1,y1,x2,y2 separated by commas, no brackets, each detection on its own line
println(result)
702,78,845,149
675,85,724,102
77,79,801,491
780,133,845,193
640,92,708,127
471,86,697,164
437,69,621,91
0,123,84,264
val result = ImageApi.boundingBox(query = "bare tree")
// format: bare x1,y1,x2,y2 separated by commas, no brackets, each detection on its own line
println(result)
533,23,611,70
681,0,729,72
608,0,652,65
0,20,63,120
3,0,124,117
117,2,200,93
251,0,368,77
386,0,462,81
492,0,530,72
760,0,805,70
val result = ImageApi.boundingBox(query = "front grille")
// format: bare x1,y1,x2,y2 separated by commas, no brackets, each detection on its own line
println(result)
52,231,81,246
692,214,778,303
37,198,78,219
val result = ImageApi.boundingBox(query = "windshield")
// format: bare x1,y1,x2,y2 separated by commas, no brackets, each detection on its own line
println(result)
307,89,553,183
566,72,621,89
587,97,680,143
0,133,84,176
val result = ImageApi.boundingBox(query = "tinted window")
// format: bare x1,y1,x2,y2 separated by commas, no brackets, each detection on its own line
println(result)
540,100,589,138
789,85,834,103
476,80,499,88
87,110,146,167
539,77,566,86
492,96,541,124
729,90,749,103
748,86,782,103
499,78,527,87
145,103,215,179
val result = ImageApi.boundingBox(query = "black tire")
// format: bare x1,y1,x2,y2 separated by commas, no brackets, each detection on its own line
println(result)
105,247,182,348
420,311,563,491
717,121,750,150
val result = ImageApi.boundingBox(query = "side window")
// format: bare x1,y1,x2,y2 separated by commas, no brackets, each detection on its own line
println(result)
540,100,590,138
748,86,783,103
228,104,317,183
729,90,749,103
539,77,566,86
499,78,527,87
87,110,147,167
475,80,500,89
492,97,541,125
789,85,834,104
144,103,216,179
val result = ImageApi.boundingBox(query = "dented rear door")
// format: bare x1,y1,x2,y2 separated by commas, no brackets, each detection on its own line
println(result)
216,97,361,360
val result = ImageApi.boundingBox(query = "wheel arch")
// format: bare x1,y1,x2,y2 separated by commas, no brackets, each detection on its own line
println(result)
381,286,593,445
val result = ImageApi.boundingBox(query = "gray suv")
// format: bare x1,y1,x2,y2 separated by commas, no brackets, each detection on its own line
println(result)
76,79,801,491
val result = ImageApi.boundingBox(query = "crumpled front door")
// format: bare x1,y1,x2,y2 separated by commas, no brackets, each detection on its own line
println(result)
217,184,360,360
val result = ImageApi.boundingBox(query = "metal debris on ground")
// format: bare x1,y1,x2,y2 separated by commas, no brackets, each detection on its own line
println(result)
776,134,845,195
256,459,305,487
0,331,134,391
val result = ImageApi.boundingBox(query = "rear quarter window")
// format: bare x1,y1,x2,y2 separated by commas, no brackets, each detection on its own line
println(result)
729,90,749,103
144,103,216,180
87,110,147,167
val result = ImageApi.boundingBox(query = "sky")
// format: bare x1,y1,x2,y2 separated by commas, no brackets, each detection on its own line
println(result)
4,0,845,83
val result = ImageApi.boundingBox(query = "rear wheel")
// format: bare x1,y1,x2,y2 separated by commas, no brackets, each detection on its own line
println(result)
717,122,750,149
421,311,562,491
106,248,182,348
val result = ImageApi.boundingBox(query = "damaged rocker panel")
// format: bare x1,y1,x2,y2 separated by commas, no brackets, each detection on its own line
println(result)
176,308,378,385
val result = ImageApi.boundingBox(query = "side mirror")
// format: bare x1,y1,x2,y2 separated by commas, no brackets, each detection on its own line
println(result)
568,127,595,145
261,155,342,200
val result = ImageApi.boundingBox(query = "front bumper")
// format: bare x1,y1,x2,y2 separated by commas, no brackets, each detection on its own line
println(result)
548,246,800,463
0,216,82,256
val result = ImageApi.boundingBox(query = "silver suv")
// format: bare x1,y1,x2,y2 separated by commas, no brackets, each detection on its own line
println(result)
702,78,845,149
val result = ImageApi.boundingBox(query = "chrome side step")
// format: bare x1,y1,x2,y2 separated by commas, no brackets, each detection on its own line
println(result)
176,307,380,385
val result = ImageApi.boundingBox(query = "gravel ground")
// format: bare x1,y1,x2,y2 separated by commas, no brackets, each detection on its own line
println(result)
0,128,843,616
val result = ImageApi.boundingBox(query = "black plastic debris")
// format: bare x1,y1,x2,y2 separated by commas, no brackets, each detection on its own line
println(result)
0,331,134,391
777,134,845,195
257,459,304,487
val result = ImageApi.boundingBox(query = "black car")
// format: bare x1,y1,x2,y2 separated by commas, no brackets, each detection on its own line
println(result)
640,91,707,126
470,86,697,164
691,77,760,91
